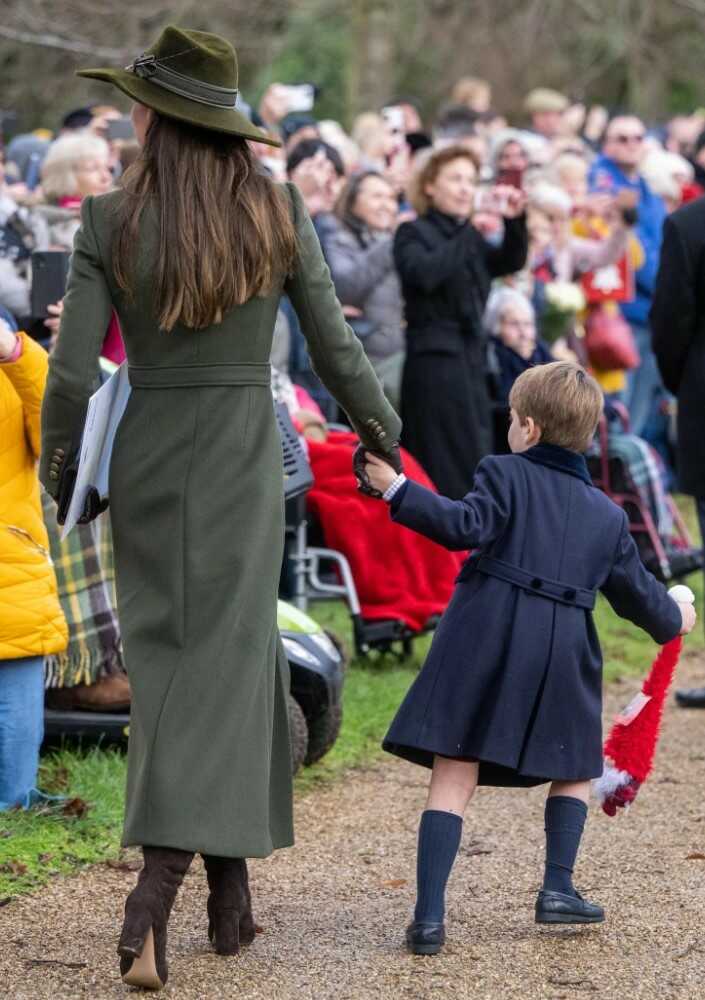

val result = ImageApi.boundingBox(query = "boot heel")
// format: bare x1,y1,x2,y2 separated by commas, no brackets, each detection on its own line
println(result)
120,927,165,990
239,909,256,945
210,906,241,955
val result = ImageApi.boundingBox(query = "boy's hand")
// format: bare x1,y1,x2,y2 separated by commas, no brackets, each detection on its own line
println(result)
678,601,697,635
352,444,401,498
364,453,398,495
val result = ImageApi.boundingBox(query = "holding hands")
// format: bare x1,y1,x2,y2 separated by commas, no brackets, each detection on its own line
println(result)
353,448,401,498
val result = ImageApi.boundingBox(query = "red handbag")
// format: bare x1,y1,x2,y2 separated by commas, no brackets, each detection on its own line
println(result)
584,304,640,371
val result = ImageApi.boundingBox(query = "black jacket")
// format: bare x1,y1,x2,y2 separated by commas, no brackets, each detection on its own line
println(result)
383,445,681,785
650,198,705,497
394,211,528,498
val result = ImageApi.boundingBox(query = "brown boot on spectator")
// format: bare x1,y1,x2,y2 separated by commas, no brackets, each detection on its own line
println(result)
45,672,131,712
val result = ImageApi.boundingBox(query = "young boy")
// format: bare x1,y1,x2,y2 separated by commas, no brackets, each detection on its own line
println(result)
363,361,696,955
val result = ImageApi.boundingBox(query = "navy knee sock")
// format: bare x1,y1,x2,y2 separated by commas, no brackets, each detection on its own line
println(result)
413,809,463,924
542,795,588,896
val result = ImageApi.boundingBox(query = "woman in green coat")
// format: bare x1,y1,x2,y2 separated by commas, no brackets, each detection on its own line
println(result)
40,26,401,992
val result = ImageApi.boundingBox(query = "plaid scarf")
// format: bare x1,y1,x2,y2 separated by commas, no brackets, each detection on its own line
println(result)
41,494,123,688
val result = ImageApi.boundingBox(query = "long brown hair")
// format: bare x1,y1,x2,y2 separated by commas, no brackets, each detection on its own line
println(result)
114,114,298,331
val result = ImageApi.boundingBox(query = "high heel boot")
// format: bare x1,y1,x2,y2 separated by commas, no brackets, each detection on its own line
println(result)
202,855,255,955
117,846,194,990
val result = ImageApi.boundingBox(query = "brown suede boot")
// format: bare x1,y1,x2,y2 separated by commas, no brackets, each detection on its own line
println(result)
46,672,131,712
117,846,194,990
202,855,255,955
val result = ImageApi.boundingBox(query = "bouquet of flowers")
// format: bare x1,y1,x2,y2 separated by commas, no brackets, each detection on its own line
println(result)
540,280,586,344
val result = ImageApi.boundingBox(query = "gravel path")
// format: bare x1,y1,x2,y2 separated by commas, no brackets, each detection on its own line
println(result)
2,653,705,1000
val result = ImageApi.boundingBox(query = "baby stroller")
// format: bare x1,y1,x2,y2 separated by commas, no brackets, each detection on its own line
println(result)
587,405,703,583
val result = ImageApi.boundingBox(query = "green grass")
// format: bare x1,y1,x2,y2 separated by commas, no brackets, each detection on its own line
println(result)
2,516,703,899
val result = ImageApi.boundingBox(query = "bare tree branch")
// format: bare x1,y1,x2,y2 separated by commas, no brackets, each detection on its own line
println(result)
0,24,128,59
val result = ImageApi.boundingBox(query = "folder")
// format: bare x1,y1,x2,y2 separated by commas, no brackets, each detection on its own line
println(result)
61,362,131,539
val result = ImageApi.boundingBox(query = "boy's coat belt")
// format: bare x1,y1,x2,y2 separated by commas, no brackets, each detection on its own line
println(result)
469,554,597,610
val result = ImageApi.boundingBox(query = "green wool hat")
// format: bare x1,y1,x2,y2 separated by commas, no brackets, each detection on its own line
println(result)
77,25,281,147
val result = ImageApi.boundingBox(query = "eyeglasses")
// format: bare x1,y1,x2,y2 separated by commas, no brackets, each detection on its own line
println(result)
612,133,645,144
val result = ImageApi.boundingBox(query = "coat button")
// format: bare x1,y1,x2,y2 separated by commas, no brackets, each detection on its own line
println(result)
564,588,577,601
531,578,542,589
49,471,59,480
55,448,65,457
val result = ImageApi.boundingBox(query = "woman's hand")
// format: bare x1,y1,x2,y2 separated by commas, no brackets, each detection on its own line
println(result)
44,299,64,336
364,452,398,494
496,185,527,219
0,317,18,359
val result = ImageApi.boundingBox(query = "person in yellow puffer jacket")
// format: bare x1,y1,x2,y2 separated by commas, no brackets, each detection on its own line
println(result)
0,317,67,810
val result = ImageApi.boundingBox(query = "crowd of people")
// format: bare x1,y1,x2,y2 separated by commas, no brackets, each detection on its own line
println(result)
2,85,704,476
2,69,705,809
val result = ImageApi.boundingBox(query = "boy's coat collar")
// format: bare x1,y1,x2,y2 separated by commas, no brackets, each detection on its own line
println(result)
519,442,593,485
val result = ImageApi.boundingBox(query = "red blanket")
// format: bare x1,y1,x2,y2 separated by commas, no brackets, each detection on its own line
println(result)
306,432,464,631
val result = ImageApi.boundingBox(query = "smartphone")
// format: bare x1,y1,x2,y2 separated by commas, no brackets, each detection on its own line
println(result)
495,167,523,190
474,187,509,215
105,116,135,141
381,105,405,134
281,84,316,115
31,250,70,318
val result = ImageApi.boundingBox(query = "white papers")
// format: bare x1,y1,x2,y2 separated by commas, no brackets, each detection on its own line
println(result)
61,362,131,539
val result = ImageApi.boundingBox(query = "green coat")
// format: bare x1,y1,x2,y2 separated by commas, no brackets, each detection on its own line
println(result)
40,183,401,857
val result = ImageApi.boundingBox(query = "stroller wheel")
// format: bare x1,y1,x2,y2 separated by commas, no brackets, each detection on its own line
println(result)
288,695,309,775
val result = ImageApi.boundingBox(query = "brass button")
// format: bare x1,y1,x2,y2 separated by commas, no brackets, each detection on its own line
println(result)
49,471,59,480
55,448,65,458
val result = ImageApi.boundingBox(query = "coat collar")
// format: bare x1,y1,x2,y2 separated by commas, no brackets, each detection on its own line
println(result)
519,442,593,485
426,208,468,237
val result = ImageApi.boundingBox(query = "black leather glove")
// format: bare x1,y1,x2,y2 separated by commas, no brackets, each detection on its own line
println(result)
77,488,110,524
353,443,403,499
56,458,109,526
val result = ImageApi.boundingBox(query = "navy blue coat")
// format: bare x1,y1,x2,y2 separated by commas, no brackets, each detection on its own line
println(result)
382,444,681,786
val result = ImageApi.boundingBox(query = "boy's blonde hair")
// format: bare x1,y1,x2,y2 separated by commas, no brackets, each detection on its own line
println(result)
509,362,603,452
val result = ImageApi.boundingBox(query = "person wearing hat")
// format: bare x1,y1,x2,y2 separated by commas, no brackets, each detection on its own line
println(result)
524,87,569,141
40,25,401,991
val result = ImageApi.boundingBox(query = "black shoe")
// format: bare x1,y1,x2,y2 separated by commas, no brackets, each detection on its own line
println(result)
405,920,445,955
535,889,604,925
675,687,705,708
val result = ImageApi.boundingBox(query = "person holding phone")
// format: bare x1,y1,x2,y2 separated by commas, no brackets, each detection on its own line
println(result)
588,115,668,439
394,144,528,499
489,129,531,187
40,26,400,991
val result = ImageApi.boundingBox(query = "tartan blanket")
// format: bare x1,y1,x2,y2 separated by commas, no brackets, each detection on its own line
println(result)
588,428,673,538
41,494,123,688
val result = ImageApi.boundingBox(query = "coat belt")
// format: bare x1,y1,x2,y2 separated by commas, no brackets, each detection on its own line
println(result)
475,555,596,610
128,362,271,388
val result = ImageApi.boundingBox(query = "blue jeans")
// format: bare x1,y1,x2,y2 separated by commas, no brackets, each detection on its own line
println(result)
0,656,44,810
625,323,665,438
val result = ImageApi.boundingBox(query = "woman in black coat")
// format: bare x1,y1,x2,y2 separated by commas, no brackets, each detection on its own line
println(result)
394,146,528,498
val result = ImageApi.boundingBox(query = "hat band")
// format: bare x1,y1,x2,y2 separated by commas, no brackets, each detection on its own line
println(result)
127,53,238,109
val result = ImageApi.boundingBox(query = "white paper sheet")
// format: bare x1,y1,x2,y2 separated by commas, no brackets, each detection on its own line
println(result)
61,362,131,539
